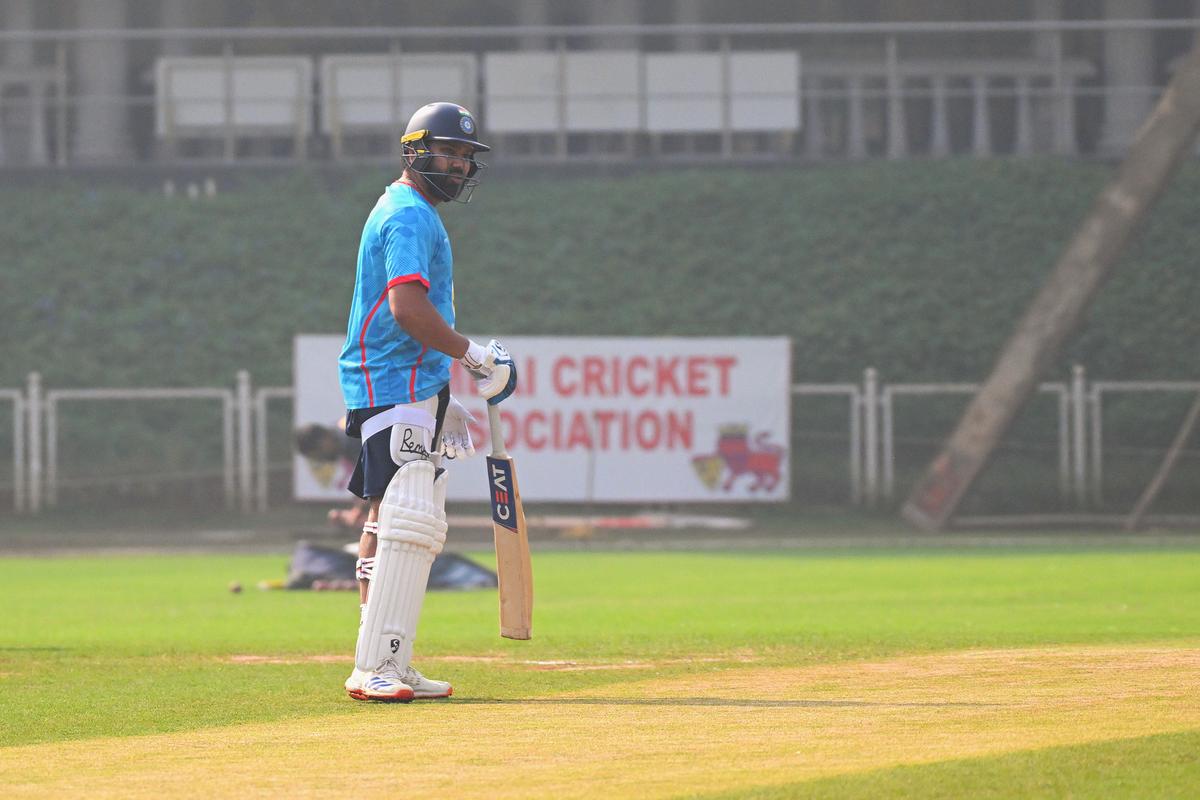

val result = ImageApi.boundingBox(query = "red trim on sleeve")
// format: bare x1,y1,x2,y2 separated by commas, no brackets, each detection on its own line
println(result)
387,273,430,290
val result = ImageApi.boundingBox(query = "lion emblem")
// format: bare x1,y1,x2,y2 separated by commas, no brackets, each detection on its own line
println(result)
692,424,785,492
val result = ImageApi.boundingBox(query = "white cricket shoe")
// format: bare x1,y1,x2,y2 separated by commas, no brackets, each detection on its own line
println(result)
344,668,368,695
345,660,415,702
402,665,453,699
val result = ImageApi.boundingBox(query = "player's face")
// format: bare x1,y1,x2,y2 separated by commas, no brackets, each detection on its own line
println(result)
428,141,476,189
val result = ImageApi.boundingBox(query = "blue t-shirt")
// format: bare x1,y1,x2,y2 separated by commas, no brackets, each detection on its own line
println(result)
339,182,455,409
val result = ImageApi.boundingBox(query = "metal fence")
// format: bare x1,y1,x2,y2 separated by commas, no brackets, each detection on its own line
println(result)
253,385,294,513
0,390,25,513
1087,380,1200,507
2,365,1196,521
0,18,1198,166
43,386,238,509
879,380,1072,504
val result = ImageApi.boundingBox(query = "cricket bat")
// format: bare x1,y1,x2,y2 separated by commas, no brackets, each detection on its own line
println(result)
486,404,533,640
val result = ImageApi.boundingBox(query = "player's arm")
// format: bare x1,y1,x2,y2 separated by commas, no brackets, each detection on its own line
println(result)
388,283,517,404
388,282,469,358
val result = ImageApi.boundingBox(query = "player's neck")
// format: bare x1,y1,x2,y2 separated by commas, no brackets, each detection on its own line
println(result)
398,173,442,207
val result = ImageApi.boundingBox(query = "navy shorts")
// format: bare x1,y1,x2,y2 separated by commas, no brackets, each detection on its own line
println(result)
344,385,450,500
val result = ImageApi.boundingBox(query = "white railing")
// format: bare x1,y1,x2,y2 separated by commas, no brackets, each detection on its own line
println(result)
4,364,1197,517
27,372,42,513
253,385,293,512
791,382,863,505
43,386,238,509
235,371,253,513
1087,380,1200,507
878,381,1071,504
0,389,25,512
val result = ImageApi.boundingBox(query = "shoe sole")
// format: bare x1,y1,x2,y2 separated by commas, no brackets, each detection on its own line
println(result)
347,688,414,703
347,687,451,701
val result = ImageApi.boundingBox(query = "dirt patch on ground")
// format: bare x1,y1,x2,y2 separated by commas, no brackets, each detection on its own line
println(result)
222,652,759,670
7,644,1200,799
225,654,348,665
222,653,664,671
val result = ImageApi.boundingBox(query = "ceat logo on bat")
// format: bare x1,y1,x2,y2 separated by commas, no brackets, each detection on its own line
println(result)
487,457,517,531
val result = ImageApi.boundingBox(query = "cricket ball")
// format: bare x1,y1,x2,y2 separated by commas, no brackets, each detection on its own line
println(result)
229,581,243,594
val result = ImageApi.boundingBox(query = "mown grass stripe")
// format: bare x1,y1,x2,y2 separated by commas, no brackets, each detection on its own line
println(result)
685,729,1200,800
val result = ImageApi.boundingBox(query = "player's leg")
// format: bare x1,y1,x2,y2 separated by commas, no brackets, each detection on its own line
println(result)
392,460,453,700
342,510,380,697
393,390,455,698
344,391,453,701
400,391,456,699
357,514,379,605
343,402,433,702
352,457,446,699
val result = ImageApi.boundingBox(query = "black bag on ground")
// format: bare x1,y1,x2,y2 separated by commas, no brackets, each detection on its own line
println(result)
285,540,497,591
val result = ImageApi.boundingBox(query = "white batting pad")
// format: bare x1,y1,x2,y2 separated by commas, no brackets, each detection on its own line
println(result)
354,460,448,673
392,468,448,667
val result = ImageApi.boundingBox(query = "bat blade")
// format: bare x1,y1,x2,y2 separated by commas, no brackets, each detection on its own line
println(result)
487,452,533,640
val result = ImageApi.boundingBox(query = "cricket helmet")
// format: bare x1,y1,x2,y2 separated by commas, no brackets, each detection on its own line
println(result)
401,102,490,203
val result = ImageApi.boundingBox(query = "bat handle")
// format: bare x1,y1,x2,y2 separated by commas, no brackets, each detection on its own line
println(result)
487,403,508,458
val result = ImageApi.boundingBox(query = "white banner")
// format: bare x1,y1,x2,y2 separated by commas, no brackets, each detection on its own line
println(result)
294,335,791,503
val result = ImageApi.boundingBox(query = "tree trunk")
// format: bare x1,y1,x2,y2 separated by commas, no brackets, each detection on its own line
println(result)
903,42,1200,531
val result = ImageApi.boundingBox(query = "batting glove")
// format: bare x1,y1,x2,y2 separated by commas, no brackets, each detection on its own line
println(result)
440,395,477,460
461,339,518,406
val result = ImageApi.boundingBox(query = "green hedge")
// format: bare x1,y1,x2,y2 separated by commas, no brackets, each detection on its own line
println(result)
2,158,1197,390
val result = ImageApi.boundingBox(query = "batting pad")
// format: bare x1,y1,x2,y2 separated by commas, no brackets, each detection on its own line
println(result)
354,460,448,673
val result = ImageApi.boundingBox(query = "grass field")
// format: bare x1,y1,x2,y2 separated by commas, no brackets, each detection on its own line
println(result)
2,543,1199,798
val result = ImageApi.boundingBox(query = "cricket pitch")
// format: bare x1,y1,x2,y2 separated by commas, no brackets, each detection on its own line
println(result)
4,644,1198,799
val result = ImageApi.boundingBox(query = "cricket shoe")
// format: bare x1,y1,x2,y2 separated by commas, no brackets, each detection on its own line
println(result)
345,660,414,702
402,666,453,699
